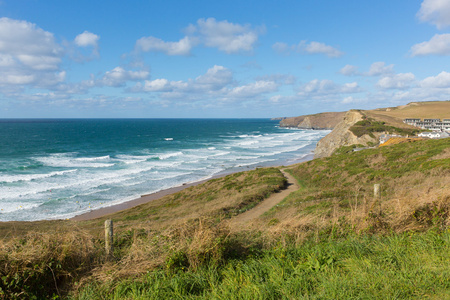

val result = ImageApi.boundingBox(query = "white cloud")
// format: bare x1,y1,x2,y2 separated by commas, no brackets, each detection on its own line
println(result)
341,96,358,104
140,79,172,92
377,73,416,89
273,40,343,58
75,31,99,48
194,18,259,53
410,33,450,56
417,0,450,29
194,65,233,90
228,80,278,98
135,18,260,56
135,36,194,56
304,41,343,57
135,65,232,94
298,79,361,98
420,71,450,88
365,62,394,76
339,65,358,76
272,42,289,54
132,65,279,105
0,17,64,88
99,67,149,87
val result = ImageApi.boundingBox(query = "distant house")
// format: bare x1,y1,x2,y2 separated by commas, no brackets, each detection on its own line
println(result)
418,132,450,139
423,118,441,123
404,118,450,132
403,118,421,125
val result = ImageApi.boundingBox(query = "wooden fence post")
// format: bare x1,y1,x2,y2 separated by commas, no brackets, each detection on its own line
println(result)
374,184,380,199
105,219,113,260
374,184,381,214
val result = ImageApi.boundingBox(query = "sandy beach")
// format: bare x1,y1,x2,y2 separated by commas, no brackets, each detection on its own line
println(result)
70,153,314,221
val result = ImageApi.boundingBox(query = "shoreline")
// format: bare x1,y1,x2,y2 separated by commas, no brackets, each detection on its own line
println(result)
70,153,315,221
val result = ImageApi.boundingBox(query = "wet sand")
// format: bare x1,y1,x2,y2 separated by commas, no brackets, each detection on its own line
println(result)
70,153,314,221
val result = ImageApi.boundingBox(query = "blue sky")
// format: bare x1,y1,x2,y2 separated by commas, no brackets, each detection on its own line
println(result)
1,0,450,118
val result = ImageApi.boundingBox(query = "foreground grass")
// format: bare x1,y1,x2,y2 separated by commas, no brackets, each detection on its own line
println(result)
73,231,450,299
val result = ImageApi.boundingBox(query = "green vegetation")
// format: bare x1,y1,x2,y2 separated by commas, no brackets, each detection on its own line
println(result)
349,117,419,138
0,139,449,299
74,231,450,299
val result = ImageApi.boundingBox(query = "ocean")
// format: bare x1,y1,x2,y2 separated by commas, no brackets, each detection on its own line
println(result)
0,119,329,221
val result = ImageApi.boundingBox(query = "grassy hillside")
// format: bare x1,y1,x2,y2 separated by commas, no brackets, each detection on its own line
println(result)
368,101,450,120
0,139,449,299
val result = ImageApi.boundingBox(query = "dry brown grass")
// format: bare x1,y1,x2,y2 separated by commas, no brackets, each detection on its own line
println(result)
368,101,450,120
254,171,450,245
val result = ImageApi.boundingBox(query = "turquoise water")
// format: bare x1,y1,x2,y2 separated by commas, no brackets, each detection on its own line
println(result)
0,119,329,221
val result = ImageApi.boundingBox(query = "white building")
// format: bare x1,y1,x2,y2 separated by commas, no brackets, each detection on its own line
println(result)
418,132,450,139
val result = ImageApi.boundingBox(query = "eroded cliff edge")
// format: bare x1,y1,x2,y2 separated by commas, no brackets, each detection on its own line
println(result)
313,110,380,158
279,112,345,130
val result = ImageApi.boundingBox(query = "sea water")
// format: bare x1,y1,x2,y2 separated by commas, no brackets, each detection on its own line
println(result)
0,119,329,221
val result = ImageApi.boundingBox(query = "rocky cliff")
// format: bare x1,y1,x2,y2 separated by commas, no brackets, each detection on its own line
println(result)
313,110,380,158
279,112,345,130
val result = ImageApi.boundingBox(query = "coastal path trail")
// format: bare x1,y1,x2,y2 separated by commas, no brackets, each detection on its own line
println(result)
228,169,299,229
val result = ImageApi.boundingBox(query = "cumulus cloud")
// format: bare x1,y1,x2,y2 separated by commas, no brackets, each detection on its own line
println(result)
273,40,344,58
135,36,194,56
339,64,359,76
420,71,450,88
417,0,450,29
75,31,99,48
0,17,64,88
228,81,278,98
377,73,416,89
410,33,450,56
135,18,260,56
131,65,280,104
304,41,343,57
99,67,149,87
134,65,233,94
298,79,361,98
365,62,394,76
194,65,234,90
193,18,260,53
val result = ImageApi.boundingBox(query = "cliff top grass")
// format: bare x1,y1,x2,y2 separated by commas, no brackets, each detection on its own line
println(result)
260,137,449,236
349,116,420,138
368,100,450,120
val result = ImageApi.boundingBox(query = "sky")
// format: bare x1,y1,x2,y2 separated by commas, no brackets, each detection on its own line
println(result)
1,0,450,118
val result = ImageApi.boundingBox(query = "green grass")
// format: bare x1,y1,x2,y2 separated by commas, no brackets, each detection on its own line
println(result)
349,117,419,138
72,230,450,300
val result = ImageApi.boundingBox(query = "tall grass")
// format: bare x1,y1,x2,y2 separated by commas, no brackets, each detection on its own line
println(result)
72,231,450,299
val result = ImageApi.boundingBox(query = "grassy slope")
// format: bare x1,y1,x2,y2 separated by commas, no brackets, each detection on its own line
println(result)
368,101,450,120
1,139,449,299
262,138,449,235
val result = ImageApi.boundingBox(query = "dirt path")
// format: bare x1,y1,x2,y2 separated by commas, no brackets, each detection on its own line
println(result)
228,169,299,228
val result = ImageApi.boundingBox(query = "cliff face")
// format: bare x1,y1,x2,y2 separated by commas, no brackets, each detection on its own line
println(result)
280,112,345,130
314,110,380,158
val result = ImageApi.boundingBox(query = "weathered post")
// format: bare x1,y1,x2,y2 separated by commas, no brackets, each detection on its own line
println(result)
374,184,380,199
374,184,381,214
105,219,113,260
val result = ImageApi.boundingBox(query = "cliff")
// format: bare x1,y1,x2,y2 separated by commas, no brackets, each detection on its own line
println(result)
314,110,380,158
279,112,345,130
